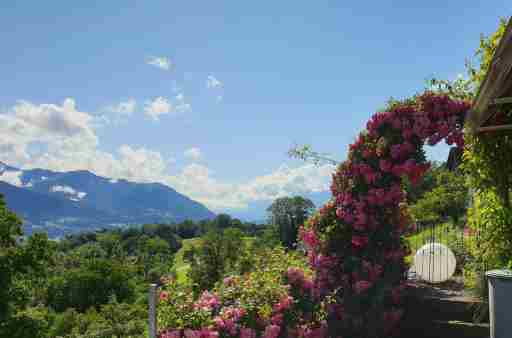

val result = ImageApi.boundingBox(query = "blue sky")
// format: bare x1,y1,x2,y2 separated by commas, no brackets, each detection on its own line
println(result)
0,1,510,215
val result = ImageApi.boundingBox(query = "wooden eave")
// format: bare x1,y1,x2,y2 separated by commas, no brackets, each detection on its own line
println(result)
466,18,512,133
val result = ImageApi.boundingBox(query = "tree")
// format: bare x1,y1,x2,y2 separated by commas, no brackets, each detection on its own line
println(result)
213,213,232,230
409,168,468,225
136,235,171,280
46,258,135,312
184,228,245,294
0,194,52,335
402,161,443,204
267,196,315,249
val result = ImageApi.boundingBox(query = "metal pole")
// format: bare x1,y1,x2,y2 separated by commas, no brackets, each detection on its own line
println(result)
149,283,158,338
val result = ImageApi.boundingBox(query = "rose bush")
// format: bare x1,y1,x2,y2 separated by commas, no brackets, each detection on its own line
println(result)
158,92,470,337
158,247,327,338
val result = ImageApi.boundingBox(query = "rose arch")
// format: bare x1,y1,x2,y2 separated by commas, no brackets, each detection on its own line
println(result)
299,92,470,337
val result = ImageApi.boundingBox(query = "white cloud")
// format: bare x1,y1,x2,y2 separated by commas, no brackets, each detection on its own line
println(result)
216,95,223,103
0,98,98,166
50,185,87,200
184,147,202,161
0,170,23,187
241,163,335,202
144,95,191,120
94,99,137,127
206,75,223,89
144,97,171,120
146,56,173,71
0,99,335,212
163,163,335,211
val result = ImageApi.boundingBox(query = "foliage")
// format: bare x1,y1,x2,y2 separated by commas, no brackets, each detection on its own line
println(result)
465,112,512,209
0,194,53,336
288,144,339,166
467,17,510,89
409,167,468,224
465,192,512,294
400,161,442,204
46,258,136,312
267,196,315,249
47,297,147,338
462,18,512,302
157,247,324,338
184,228,257,294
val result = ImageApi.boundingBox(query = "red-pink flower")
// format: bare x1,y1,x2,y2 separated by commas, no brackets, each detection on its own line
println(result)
240,328,256,338
351,235,369,249
160,330,181,338
159,291,169,302
184,330,201,338
271,313,284,326
379,159,392,172
263,324,281,338
354,280,372,294
391,286,402,304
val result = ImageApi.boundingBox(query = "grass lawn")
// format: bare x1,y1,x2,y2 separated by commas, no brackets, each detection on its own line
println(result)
173,238,203,284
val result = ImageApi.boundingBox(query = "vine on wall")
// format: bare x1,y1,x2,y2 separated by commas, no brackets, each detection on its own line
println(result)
462,18,512,301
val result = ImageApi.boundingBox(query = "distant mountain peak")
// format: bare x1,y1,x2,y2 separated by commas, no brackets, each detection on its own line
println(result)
0,164,215,238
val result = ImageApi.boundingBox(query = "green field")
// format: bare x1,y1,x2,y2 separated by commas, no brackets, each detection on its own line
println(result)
173,238,203,284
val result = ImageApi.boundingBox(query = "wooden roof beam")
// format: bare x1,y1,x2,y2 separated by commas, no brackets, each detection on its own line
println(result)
477,124,512,133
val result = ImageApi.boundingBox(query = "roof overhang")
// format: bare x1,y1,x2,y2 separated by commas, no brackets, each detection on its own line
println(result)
466,18,512,133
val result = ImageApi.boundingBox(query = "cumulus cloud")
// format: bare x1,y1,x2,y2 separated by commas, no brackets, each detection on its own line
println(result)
206,75,223,89
0,98,98,166
144,95,191,121
51,185,87,200
93,99,137,127
184,147,202,161
144,97,171,120
146,56,173,71
241,163,335,201
0,170,23,187
164,163,335,210
0,98,335,212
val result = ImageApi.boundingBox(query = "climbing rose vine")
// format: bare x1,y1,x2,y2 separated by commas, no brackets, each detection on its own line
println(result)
300,92,469,337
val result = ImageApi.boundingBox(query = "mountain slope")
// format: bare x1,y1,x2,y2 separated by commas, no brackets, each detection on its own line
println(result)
0,162,215,237
0,181,116,237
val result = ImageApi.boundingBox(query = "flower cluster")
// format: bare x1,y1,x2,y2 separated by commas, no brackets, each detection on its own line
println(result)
194,291,220,312
300,92,469,337
157,247,323,338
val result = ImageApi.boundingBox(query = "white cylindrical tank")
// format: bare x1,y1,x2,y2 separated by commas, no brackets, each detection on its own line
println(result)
413,242,456,283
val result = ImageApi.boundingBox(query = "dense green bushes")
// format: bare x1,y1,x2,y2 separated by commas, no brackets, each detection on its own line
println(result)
47,259,136,312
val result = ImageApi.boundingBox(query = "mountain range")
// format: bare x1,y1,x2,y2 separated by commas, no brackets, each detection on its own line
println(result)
0,162,215,238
